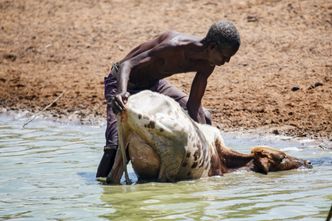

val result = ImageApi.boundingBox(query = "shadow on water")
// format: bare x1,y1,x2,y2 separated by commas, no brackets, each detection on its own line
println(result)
0,113,331,220
77,172,99,185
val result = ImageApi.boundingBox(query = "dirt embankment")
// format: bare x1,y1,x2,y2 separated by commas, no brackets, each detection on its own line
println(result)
0,0,331,140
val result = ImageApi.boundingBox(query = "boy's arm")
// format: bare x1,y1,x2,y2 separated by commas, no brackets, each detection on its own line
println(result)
110,60,131,113
111,57,149,114
187,67,214,123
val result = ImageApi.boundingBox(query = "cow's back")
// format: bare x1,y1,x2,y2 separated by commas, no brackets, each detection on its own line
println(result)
124,91,211,181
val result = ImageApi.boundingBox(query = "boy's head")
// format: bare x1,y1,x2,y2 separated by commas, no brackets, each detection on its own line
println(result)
203,20,240,66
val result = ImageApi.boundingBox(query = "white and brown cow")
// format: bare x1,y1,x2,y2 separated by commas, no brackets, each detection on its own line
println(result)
105,91,312,184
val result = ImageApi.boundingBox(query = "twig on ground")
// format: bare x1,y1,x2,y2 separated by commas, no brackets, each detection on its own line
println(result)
22,91,65,128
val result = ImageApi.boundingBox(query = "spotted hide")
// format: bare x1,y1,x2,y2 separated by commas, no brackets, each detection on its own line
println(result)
106,91,312,184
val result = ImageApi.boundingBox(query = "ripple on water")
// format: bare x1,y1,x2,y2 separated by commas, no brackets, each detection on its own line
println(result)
0,114,331,220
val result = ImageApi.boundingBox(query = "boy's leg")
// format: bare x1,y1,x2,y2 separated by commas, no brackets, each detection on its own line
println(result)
152,79,212,125
97,65,143,178
96,71,119,178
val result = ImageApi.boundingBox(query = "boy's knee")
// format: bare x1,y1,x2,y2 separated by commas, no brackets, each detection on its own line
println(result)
202,108,212,125
197,107,212,125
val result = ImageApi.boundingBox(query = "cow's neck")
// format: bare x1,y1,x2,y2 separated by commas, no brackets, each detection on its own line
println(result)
210,139,254,175
218,148,254,172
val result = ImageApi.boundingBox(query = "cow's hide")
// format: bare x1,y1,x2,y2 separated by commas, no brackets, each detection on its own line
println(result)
120,90,226,181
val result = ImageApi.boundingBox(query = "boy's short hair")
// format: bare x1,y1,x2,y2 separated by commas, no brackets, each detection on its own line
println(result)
203,20,240,51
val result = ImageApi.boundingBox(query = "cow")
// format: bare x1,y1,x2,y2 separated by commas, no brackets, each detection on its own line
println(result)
103,90,312,184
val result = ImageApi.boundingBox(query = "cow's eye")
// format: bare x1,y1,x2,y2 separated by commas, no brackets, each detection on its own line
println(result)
276,155,285,163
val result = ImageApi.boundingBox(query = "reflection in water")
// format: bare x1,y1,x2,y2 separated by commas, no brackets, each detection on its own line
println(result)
0,113,331,220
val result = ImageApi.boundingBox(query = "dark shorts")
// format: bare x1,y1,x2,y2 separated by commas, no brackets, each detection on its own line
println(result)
104,68,211,147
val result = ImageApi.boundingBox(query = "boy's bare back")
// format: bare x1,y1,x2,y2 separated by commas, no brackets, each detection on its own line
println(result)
116,31,213,88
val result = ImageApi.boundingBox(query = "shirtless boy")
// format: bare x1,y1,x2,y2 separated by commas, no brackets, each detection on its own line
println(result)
96,20,241,178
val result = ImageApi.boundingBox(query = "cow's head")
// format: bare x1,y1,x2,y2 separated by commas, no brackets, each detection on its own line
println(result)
251,146,312,174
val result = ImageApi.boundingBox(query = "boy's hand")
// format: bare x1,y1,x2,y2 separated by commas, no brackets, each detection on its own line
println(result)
110,92,130,114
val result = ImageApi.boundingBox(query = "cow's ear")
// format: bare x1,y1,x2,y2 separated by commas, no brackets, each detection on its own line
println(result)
253,157,270,174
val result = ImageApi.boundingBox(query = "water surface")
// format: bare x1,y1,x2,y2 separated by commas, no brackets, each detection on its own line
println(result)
0,113,331,220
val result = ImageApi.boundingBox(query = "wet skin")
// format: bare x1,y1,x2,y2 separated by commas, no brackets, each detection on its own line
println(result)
110,31,238,123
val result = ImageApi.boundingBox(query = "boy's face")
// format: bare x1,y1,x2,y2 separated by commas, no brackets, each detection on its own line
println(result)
207,44,238,66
